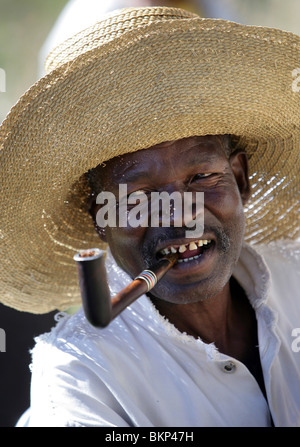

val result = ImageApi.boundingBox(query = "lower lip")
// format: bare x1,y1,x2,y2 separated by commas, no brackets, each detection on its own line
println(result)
168,242,216,278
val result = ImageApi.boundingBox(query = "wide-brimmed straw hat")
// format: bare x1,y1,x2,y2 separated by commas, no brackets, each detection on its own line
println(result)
0,7,299,313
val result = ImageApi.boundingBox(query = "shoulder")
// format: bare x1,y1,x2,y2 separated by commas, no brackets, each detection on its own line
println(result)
254,239,300,279
31,308,127,368
253,240,300,318
29,310,133,426
30,311,102,403
254,239,300,265
238,240,299,297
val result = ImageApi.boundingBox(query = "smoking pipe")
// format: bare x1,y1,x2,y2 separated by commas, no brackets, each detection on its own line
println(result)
74,249,178,328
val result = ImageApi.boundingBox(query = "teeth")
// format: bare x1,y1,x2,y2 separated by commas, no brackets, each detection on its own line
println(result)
178,254,201,263
160,239,211,255
161,248,170,255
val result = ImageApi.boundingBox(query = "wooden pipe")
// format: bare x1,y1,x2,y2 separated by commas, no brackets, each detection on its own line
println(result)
74,249,178,328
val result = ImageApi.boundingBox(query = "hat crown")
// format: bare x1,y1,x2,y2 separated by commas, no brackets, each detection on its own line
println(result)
45,6,198,74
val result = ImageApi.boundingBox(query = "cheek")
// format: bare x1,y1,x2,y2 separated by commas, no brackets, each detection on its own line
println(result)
204,184,246,251
206,184,244,223
105,226,146,277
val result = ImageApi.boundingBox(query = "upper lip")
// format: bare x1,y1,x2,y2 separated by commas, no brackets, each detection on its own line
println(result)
155,235,215,257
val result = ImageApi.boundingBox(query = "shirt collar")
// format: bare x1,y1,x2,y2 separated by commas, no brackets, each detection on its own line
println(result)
232,243,271,310
104,242,273,340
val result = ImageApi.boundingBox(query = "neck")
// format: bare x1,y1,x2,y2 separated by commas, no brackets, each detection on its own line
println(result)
150,277,269,401
150,277,257,362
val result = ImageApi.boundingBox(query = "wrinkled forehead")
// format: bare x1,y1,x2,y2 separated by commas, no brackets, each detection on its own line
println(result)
87,135,231,191
98,135,231,177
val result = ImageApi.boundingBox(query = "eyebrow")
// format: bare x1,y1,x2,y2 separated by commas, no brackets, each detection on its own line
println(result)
113,147,225,183
186,152,221,166
116,168,153,184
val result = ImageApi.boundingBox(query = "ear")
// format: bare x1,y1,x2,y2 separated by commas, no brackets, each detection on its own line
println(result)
87,197,108,243
229,150,251,205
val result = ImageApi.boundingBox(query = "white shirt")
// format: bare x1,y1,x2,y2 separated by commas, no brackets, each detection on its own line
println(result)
26,241,300,427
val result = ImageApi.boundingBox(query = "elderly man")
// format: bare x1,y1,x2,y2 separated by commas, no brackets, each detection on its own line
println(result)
0,7,299,427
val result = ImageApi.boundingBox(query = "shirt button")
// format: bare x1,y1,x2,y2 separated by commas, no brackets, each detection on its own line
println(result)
221,360,236,373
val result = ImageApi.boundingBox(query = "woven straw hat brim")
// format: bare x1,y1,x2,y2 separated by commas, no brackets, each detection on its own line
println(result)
0,7,299,313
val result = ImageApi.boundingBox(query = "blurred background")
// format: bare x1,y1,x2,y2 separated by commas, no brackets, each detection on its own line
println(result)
1,0,300,123
0,0,299,427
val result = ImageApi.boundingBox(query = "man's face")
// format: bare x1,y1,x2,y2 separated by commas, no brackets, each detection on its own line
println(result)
90,135,250,304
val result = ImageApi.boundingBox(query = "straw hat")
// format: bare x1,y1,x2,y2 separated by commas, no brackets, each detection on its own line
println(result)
0,7,299,313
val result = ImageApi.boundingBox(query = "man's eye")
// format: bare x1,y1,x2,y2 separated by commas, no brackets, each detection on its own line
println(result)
192,173,212,181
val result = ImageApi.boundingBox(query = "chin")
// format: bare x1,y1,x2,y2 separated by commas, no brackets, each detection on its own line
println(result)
151,235,242,305
150,264,232,305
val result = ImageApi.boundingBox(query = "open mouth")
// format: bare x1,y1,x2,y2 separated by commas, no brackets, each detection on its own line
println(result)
157,239,214,264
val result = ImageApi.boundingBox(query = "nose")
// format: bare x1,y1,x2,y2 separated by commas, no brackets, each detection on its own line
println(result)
149,182,204,237
149,181,184,228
